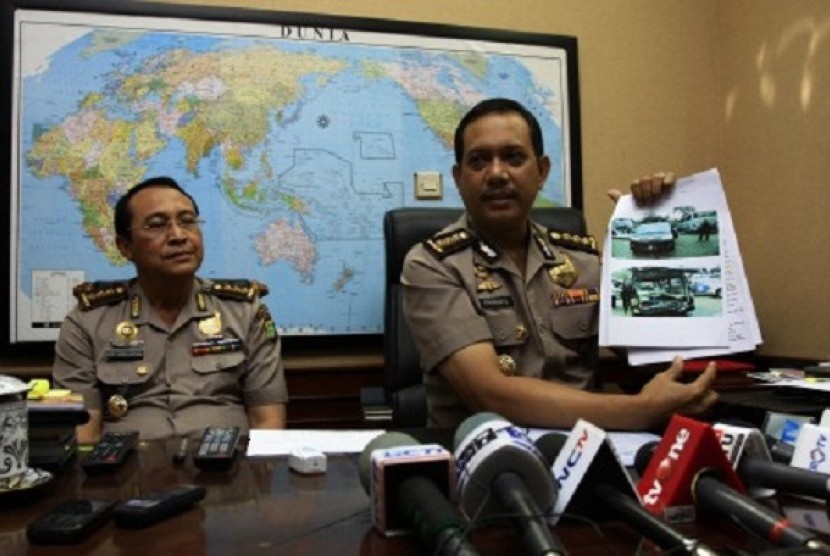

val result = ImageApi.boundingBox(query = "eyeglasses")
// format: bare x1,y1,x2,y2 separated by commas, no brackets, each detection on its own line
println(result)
129,214,205,236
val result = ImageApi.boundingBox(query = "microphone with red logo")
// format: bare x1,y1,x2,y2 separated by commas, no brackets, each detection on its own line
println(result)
454,412,565,556
536,426,719,555
636,415,830,553
638,423,830,502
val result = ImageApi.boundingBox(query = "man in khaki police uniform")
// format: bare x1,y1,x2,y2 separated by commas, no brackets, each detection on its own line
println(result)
402,98,718,429
53,176,287,443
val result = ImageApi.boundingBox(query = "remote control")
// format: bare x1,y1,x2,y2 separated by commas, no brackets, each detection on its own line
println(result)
193,426,240,471
113,484,206,528
27,499,116,544
80,431,139,472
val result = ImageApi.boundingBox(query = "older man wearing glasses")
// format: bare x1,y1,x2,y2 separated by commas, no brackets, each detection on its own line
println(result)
53,176,287,443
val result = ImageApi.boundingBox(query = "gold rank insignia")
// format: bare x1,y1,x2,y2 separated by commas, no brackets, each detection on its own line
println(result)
115,321,138,342
477,279,502,293
205,279,269,301
498,354,517,376
548,254,578,288
424,229,474,259
548,230,599,255
130,294,141,319
107,394,129,419
199,311,223,336
73,281,129,311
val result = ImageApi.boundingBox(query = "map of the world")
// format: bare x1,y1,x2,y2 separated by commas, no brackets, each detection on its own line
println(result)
10,9,574,342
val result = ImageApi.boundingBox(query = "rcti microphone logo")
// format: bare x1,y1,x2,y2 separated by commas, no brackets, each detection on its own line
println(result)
809,434,828,471
643,428,690,506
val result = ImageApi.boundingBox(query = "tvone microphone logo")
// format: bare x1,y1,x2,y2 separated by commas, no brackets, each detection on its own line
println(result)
643,428,690,506
554,428,589,489
809,434,828,471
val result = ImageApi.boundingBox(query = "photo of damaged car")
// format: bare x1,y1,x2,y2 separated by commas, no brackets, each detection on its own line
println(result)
628,267,695,316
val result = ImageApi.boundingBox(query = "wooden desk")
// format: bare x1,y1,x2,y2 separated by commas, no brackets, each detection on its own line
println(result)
0,438,825,555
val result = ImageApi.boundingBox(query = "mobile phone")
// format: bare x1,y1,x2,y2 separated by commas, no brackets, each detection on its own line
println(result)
27,498,115,544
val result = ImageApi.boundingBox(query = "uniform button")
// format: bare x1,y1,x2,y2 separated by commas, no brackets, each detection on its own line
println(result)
579,321,588,332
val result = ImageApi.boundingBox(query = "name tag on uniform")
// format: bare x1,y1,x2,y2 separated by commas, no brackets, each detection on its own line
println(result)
480,296,514,310
105,347,145,361
192,337,243,356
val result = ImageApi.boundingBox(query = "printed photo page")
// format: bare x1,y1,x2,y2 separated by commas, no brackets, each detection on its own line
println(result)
599,168,760,362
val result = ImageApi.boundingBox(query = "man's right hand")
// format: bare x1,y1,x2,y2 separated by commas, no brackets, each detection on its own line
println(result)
608,172,676,206
638,357,718,426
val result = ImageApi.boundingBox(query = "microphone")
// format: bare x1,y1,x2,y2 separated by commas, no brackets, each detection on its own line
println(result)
766,436,796,465
636,415,830,553
639,425,830,502
454,412,565,556
693,470,830,553
358,431,480,556
537,429,719,556
791,424,830,474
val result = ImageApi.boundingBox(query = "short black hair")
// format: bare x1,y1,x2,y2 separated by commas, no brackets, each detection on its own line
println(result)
453,98,545,164
114,176,199,239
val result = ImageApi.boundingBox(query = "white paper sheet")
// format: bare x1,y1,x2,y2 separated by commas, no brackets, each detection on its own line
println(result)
247,429,385,456
600,168,761,365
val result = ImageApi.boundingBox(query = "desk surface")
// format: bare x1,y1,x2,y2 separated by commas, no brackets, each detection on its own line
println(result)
0,437,824,555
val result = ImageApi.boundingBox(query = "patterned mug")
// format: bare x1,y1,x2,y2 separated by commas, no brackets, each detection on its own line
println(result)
0,375,29,486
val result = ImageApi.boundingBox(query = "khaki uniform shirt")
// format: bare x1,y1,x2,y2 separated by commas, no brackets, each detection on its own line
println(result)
53,278,288,439
402,215,601,428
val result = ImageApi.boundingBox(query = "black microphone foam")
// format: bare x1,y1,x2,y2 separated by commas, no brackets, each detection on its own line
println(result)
693,470,830,553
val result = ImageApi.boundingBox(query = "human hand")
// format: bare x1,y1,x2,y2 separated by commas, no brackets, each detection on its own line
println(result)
638,357,718,425
607,172,676,206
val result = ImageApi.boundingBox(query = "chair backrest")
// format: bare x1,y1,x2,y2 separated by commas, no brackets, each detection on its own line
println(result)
383,206,587,427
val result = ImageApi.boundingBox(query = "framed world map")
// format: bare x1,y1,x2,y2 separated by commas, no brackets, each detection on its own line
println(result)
1,0,580,352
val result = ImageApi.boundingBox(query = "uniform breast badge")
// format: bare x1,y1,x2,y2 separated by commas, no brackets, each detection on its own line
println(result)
475,265,503,293
198,312,223,337
106,321,144,361
115,321,138,343
107,394,129,419
498,354,517,376
548,254,578,288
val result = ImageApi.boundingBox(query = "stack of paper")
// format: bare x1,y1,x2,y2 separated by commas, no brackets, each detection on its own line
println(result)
599,168,762,365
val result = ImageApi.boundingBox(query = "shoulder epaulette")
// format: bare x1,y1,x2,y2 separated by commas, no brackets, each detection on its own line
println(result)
548,229,599,255
203,279,269,301
73,281,130,311
423,228,475,260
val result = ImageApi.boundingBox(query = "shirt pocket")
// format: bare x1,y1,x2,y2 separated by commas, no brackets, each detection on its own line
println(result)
548,303,598,340
97,361,154,387
483,312,529,349
191,352,246,375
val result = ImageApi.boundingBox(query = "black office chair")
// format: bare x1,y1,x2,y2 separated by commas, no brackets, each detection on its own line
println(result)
383,206,588,427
